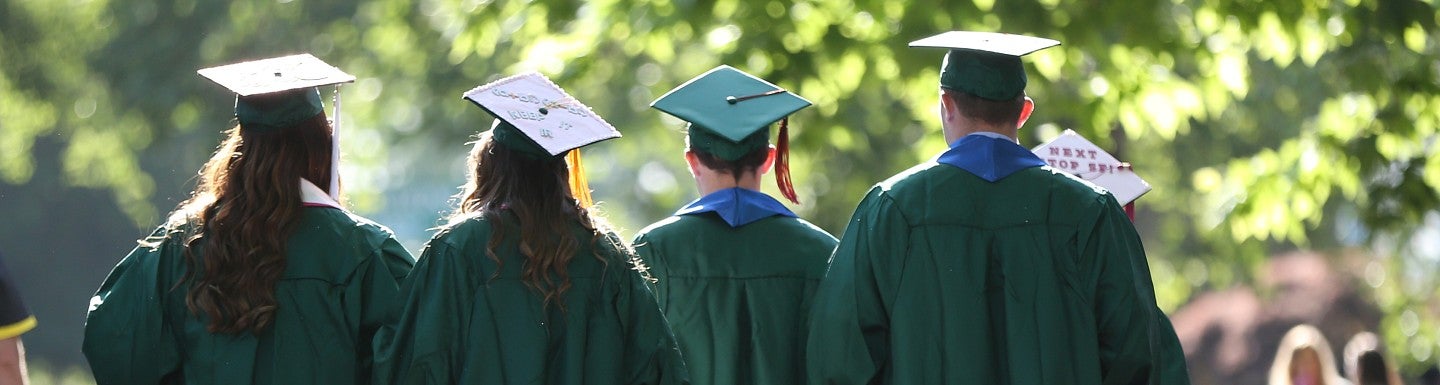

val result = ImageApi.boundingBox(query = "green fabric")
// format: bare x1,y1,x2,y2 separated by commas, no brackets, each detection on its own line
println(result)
372,214,689,385
235,88,325,132
940,49,1027,101
491,119,555,159
805,162,1190,385
650,65,809,146
633,213,837,385
83,207,415,385
686,124,768,161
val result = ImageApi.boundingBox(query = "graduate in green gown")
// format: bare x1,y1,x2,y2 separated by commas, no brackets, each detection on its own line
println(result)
635,66,837,385
804,31,1191,385
83,54,415,385
372,72,688,385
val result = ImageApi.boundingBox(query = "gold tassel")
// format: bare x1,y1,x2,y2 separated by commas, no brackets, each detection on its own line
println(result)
566,149,594,209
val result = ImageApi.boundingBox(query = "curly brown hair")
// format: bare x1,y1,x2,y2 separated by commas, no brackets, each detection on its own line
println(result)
172,112,333,334
447,132,615,309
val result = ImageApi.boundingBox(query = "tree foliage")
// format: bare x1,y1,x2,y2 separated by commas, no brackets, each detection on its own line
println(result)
2,0,1438,375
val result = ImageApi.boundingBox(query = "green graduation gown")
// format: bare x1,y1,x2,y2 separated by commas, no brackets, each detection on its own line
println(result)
372,213,689,385
83,205,415,385
805,144,1189,385
632,189,838,385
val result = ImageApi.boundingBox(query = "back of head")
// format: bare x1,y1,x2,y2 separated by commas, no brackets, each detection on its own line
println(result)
651,65,812,203
689,134,771,181
1344,331,1392,385
177,112,334,334
450,132,608,309
1269,324,1345,385
1423,367,1440,385
909,32,1056,133
1354,351,1389,385
942,89,1027,128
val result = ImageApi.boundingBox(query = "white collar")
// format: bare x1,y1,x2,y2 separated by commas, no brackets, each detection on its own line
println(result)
299,179,342,208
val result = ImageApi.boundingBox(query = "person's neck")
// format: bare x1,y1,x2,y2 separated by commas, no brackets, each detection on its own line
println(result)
695,172,762,196
943,122,1018,144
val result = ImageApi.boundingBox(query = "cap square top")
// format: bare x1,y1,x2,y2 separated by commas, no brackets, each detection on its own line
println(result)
650,65,811,143
462,72,620,156
909,31,1059,101
908,31,1060,57
197,53,355,97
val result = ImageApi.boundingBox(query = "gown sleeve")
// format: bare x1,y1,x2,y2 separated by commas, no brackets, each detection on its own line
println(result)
372,238,476,385
1082,196,1188,385
805,187,908,385
1153,312,1191,384
615,236,690,385
355,236,414,383
1099,198,1191,385
83,227,184,385
630,233,670,308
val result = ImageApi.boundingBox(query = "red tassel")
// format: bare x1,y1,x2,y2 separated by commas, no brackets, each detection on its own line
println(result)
775,117,799,204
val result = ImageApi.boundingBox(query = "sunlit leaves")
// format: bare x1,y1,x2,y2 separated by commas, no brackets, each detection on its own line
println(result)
0,75,58,184
4,0,1440,372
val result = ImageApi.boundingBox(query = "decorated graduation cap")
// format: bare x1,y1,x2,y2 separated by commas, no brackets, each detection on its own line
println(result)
462,72,621,208
650,65,812,204
909,31,1059,101
1032,129,1150,212
197,53,355,200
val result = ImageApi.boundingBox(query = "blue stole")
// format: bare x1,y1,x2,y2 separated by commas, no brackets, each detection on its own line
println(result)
937,133,1046,182
675,187,798,228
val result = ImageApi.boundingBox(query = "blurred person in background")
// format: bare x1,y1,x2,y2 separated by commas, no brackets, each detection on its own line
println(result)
1269,324,1351,385
1421,367,1440,385
1342,331,1398,385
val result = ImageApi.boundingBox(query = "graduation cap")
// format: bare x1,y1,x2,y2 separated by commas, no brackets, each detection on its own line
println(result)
909,31,1059,101
650,65,812,204
197,53,355,200
462,72,621,208
1031,129,1150,205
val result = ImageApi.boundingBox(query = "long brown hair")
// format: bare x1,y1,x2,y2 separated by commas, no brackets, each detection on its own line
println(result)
172,113,333,334
447,132,612,309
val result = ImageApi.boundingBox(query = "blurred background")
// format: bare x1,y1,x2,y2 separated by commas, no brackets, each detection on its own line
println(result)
1,0,1437,383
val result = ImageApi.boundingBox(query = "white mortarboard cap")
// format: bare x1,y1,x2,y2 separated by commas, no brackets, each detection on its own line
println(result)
461,72,620,156
198,53,355,97
1031,129,1151,205
197,53,355,200
908,31,1060,56
909,31,1060,101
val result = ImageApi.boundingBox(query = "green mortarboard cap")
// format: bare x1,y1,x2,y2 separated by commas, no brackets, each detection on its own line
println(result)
650,65,812,161
462,72,620,157
197,54,355,132
909,31,1059,101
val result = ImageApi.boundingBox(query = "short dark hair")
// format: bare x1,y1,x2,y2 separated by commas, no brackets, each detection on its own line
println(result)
693,147,768,181
1355,351,1390,385
944,89,1025,127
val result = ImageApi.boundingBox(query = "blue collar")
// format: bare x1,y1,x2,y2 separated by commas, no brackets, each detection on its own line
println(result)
675,187,797,227
937,133,1046,182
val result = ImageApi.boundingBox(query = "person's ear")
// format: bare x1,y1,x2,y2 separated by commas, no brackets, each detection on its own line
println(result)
940,90,959,124
684,151,703,178
1017,96,1035,129
759,146,777,175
